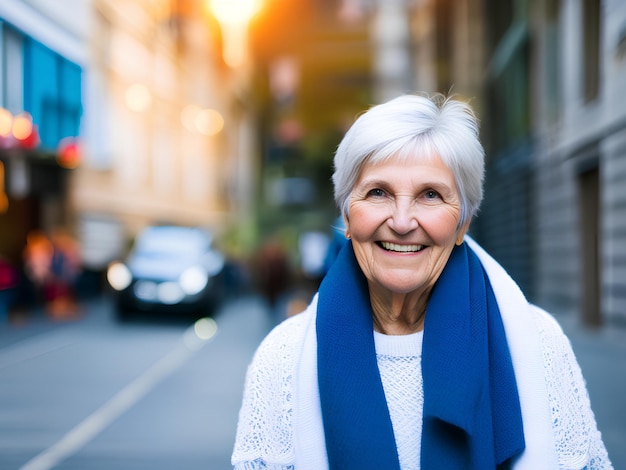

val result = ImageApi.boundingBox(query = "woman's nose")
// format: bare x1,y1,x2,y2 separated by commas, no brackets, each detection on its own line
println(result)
388,199,419,234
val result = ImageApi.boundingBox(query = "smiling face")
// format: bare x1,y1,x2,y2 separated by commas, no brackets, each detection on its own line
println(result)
346,154,469,298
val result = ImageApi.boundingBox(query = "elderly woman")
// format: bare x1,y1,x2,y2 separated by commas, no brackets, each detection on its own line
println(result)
232,94,612,469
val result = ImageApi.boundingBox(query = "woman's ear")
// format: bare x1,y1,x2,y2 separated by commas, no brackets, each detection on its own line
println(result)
456,220,471,246
343,214,350,239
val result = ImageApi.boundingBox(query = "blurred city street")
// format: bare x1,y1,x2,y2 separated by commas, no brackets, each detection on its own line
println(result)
1,0,626,468
0,294,625,469
0,294,278,470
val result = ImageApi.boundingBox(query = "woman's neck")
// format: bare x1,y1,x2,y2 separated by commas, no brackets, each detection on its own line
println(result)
369,286,430,335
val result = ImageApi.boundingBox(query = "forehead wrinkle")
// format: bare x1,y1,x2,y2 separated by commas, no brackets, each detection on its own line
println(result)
358,165,455,188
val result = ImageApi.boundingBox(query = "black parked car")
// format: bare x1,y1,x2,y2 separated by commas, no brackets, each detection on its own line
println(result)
106,226,225,320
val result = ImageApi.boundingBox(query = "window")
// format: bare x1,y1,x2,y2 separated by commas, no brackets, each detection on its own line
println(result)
2,25,24,113
582,0,601,102
545,0,561,122
23,37,82,150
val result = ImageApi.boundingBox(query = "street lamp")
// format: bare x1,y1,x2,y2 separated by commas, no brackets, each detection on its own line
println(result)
208,0,261,67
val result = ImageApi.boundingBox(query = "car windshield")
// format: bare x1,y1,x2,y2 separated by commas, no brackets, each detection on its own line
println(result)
134,228,209,257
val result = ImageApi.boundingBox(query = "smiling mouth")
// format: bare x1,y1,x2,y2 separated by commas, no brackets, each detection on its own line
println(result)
379,241,426,253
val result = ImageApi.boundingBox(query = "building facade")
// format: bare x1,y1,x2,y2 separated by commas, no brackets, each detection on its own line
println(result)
0,0,88,266
469,0,626,327
72,0,258,271
529,0,626,326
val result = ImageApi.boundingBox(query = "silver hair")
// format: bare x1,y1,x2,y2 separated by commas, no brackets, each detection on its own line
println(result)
332,93,485,226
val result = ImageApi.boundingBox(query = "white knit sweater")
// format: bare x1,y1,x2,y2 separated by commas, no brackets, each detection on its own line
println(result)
232,240,612,469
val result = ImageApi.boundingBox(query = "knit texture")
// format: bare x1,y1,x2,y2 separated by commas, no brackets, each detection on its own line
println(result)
375,330,424,470
232,304,613,469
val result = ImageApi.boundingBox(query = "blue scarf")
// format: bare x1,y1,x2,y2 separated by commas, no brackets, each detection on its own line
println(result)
316,240,525,469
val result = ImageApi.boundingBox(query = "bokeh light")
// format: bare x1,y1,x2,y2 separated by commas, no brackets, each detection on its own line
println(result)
194,317,218,341
0,108,12,137
196,108,224,136
125,83,152,112
208,0,261,25
11,113,33,140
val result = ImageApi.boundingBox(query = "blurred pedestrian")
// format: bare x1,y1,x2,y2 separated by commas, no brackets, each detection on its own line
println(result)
22,229,53,307
254,238,292,309
232,94,612,468
46,227,81,317
0,255,19,321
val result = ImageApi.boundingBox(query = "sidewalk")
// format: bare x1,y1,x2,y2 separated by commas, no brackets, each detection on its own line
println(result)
553,313,626,468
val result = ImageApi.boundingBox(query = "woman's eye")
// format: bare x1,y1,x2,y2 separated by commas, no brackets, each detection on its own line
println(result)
424,189,440,200
367,188,386,198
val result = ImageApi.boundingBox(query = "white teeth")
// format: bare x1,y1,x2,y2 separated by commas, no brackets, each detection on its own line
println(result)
381,242,424,253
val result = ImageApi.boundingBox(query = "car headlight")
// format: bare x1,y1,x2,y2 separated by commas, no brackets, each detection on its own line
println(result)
179,266,208,295
107,262,132,291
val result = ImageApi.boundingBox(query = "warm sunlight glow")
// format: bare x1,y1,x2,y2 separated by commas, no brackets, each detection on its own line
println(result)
208,0,261,67
208,0,261,25
221,26,248,67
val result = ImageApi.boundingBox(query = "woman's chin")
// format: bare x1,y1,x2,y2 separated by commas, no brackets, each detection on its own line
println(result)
373,273,432,297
